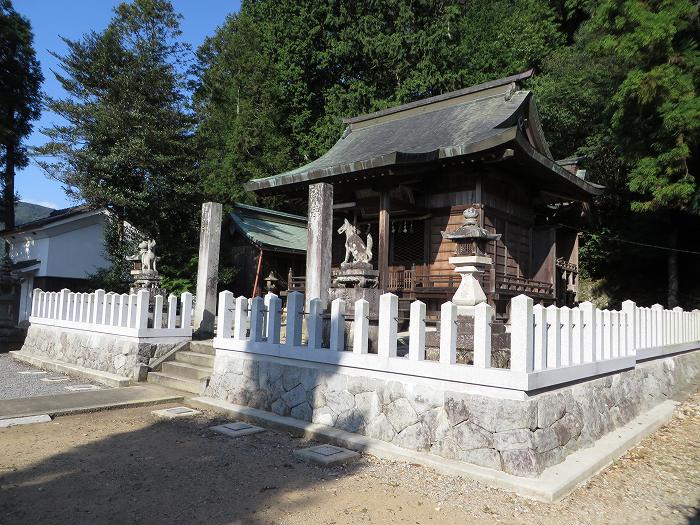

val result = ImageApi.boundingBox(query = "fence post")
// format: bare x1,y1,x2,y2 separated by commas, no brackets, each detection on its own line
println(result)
439,301,457,364
533,304,547,371
38,290,46,317
580,301,596,362
110,294,120,326
571,306,583,364
330,298,345,351
307,298,323,349
353,299,369,355
285,292,303,347
611,310,620,358
77,293,85,323
166,295,177,329
473,302,492,368
408,300,426,361
559,306,571,366
217,291,234,339
66,292,75,321
249,296,265,342
117,293,128,327
102,293,113,325
92,289,105,324
72,293,81,322
58,289,69,321
180,292,193,329
86,293,94,323
693,309,700,341
152,294,164,329
621,300,636,355
267,294,282,344
233,296,249,340
31,288,40,317
134,289,149,330
545,304,561,368
651,304,663,347
510,295,533,373
378,293,398,358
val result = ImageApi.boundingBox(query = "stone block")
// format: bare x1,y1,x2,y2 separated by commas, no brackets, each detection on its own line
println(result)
354,391,381,422
271,398,289,417
393,422,430,451
210,421,264,438
532,428,560,453
365,413,396,442
282,367,302,392
493,428,534,451
335,409,365,433
324,389,355,414
290,401,313,422
501,449,542,477
537,392,566,428
312,407,336,426
282,384,307,408
452,420,493,450
459,448,502,470
385,398,418,432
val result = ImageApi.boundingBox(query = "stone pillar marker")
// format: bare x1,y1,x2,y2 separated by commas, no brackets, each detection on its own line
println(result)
194,202,223,336
305,183,333,312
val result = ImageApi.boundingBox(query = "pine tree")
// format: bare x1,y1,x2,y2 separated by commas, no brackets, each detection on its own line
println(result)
0,0,42,230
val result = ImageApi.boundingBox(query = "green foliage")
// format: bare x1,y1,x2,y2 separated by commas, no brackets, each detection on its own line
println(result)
193,0,565,209
37,0,202,286
0,0,43,229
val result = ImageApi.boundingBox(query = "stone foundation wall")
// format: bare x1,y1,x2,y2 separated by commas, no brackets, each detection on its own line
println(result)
20,324,181,380
205,349,700,477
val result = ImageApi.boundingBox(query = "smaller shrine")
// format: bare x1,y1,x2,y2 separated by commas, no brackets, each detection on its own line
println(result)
0,245,26,350
126,239,166,296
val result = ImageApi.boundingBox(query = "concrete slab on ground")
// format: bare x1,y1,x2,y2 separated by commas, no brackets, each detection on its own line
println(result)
0,385,183,419
210,421,265,438
0,414,52,428
293,444,359,466
189,396,679,502
151,406,201,419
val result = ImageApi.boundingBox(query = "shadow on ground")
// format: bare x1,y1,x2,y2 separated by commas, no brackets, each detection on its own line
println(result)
0,407,363,524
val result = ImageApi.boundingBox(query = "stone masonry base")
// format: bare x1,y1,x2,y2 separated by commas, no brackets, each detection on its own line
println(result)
205,349,700,477
19,324,183,381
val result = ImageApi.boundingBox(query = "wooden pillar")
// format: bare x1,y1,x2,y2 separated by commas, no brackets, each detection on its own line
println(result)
378,191,390,290
306,182,333,311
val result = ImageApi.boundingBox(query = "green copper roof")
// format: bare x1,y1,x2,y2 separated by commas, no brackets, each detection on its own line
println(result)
228,203,307,254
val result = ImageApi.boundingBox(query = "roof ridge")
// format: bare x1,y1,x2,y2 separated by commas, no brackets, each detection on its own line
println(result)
343,69,534,125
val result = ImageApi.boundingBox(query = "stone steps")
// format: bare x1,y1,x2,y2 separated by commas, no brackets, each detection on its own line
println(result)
146,340,215,395
175,351,215,368
146,371,203,394
161,361,211,380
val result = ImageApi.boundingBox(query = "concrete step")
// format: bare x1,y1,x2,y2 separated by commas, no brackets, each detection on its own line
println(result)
175,351,215,368
147,372,203,395
189,340,215,355
161,361,211,381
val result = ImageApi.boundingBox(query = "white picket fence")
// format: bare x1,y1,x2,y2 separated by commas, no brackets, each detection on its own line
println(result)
213,291,700,393
29,288,193,339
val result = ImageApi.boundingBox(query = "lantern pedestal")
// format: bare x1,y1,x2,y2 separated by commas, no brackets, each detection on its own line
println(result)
449,255,493,317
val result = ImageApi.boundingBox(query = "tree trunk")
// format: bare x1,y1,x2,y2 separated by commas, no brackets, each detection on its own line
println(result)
3,140,15,231
667,227,679,308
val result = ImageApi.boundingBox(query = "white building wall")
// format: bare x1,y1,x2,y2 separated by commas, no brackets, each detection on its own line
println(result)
46,221,110,278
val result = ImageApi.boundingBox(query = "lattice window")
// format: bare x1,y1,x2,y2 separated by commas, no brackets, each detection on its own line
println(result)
391,219,426,264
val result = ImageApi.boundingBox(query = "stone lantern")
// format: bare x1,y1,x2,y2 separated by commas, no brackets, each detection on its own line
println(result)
264,270,280,294
441,207,501,317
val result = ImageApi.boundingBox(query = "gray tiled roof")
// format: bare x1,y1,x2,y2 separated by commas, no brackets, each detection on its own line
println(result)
229,203,307,254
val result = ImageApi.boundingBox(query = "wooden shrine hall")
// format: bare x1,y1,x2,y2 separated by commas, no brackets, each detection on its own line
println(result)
244,70,603,318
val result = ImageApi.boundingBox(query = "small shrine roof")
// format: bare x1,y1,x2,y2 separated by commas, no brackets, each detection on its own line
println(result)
228,203,307,254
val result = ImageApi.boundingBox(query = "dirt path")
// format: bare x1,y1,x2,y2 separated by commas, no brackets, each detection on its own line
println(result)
0,390,698,525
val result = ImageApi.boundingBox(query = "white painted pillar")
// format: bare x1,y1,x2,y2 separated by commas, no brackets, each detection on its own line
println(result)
307,298,323,349
92,289,105,324
408,300,426,361
180,292,193,329
560,306,572,366
216,291,234,339
167,295,177,329
353,299,369,355
510,294,534,373
267,294,282,344
439,301,457,364
580,301,596,363
571,306,583,364
533,304,547,371
134,289,149,330
610,310,619,358
233,296,249,341
378,293,398,358
621,300,636,355
285,292,303,347
249,296,265,342
546,304,561,369
330,298,345,351
473,302,492,369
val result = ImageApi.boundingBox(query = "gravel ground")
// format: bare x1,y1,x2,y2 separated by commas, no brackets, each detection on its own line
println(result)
0,354,105,400
0,388,698,524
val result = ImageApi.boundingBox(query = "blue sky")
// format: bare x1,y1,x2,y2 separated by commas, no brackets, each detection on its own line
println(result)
13,0,241,210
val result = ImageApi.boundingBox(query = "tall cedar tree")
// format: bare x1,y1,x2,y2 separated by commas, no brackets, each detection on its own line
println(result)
0,0,42,230
38,0,200,291
193,0,564,205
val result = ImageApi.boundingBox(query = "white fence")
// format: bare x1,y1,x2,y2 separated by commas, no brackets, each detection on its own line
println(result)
213,291,700,394
30,288,193,340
